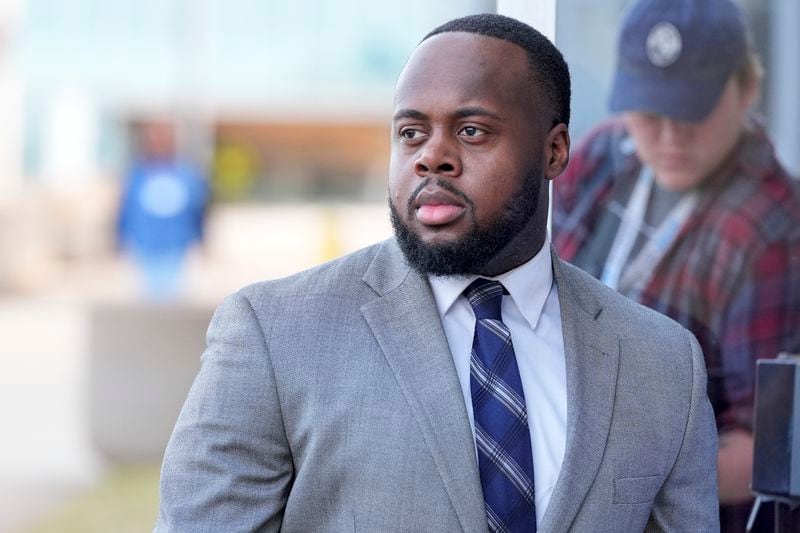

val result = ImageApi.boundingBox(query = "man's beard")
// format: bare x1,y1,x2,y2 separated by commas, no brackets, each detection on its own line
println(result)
389,168,543,276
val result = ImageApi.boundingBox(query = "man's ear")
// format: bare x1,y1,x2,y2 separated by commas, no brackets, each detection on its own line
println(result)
740,76,759,115
544,123,570,180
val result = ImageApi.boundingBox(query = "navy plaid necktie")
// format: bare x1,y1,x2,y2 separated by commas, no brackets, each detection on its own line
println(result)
465,278,536,533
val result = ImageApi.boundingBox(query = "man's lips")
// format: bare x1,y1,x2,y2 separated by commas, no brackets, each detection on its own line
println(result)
413,189,467,226
658,152,690,167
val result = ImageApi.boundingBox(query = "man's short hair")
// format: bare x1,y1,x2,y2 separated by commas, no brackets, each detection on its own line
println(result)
423,13,571,127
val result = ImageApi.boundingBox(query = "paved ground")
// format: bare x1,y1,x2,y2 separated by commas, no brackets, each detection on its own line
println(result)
0,483,82,533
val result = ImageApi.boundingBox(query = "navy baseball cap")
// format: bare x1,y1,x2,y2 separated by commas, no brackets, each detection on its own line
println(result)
609,0,749,122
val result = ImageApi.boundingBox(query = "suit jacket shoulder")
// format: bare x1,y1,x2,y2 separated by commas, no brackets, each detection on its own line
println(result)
556,255,693,345
545,253,718,531
240,240,387,300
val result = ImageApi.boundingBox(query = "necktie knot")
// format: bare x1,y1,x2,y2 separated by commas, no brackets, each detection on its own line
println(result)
464,278,506,321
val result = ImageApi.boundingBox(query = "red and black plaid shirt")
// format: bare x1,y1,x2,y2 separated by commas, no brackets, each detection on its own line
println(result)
553,117,800,433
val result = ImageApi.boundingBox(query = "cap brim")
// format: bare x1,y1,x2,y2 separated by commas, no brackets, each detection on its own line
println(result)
609,66,729,122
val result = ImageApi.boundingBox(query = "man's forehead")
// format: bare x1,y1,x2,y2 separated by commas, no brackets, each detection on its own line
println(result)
399,32,527,81
393,32,530,112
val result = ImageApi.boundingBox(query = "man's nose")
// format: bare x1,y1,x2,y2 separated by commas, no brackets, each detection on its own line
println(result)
660,117,692,143
414,133,462,178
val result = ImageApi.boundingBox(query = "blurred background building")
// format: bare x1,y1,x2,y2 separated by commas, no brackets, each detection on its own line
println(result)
0,0,796,531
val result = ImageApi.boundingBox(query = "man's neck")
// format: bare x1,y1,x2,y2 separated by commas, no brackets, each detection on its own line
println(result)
476,228,546,277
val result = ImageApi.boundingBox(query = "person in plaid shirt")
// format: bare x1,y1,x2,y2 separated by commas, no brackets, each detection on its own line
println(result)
552,0,800,530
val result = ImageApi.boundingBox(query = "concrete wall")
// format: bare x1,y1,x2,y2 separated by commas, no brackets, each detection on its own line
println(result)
88,302,213,461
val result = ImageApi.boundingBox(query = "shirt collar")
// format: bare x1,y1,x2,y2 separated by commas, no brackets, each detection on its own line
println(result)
428,234,553,330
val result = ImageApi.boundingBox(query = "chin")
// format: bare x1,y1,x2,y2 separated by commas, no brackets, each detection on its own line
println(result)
415,227,467,245
653,170,703,192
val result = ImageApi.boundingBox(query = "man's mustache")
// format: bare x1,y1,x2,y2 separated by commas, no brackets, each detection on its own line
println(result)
406,178,475,215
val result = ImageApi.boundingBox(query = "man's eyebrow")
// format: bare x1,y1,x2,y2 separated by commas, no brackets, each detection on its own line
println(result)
392,107,503,122
392,109,428,122
452,107,503,121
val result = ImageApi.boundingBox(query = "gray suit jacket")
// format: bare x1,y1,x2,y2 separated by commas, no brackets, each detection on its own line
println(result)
157,239,718,532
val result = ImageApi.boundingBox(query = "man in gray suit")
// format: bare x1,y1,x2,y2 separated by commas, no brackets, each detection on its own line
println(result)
157,14,718,532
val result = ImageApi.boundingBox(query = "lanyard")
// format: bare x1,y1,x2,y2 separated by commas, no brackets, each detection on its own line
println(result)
601,166,698,295
601,166,653,290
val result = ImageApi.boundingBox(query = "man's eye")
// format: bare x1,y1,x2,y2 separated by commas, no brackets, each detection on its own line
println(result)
459,126,486,137
400,128,424,140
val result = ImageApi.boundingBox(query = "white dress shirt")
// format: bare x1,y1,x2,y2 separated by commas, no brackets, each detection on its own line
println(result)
428,236,567,522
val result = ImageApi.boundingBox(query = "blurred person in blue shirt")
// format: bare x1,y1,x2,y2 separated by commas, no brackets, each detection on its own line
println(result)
118,120,208,299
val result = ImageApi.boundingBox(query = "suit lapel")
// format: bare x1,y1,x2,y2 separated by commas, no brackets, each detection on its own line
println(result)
539,253,620,532
360,240,488,533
